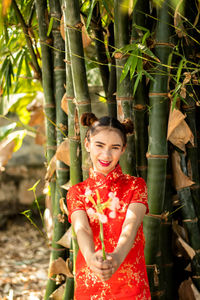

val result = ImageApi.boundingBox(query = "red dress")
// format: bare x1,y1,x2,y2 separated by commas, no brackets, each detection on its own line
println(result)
67,164,151,300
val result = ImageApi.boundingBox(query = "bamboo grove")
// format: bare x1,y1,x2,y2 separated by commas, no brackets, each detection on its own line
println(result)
1,0,200,299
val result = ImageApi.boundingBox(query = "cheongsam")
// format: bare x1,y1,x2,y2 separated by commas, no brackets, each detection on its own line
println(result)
67,164,151,300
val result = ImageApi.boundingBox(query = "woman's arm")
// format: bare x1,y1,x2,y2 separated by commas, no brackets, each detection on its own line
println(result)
71,210,112,280
109,203,147,273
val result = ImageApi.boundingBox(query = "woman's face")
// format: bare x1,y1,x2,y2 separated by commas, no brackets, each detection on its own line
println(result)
85,129,125,176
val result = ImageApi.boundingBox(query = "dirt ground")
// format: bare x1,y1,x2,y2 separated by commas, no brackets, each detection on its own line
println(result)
0,216,50,300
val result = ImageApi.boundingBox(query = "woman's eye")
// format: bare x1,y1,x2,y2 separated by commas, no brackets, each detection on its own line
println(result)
113,147,120,150
96,144,103,148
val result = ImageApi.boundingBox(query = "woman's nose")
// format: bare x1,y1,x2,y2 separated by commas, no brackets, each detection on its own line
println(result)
102,148,111,157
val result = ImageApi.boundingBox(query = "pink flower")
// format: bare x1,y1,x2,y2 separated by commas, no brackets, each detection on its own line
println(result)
87,207,96,216
97,213,108,224
85,187,92,203
109,211,116,219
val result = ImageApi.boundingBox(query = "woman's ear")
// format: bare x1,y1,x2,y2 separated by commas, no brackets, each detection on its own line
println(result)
85,138,90,152
121,145,126,154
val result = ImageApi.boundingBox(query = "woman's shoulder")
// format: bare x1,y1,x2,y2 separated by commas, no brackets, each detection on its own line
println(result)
121,173,146,187
68,179,89,195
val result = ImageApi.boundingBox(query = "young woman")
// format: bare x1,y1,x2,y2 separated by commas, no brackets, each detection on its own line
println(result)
67,113,151,300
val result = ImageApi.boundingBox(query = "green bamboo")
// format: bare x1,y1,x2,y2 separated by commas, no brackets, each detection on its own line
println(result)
131,0,149,180
93,2,109,97
62,13,82,299
114,0,136,176
175,151,200,290
143,0,174,297
64,0,92,180
159,160,175,299
107,21,117,118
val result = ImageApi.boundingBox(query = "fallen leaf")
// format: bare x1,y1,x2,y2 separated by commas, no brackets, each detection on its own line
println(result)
50,283,66,300
48,257,73,278
45,155,57,181
61,93,68,115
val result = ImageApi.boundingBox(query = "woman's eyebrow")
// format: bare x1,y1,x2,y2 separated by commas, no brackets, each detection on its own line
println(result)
95,141,121,147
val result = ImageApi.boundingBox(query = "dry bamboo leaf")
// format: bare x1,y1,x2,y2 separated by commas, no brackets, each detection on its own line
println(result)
167,108,185,139
171,151,195,190
0,138,15,169
60,197,68,215
172,221,196,259
57,227,72,248
178,278,197,300
61,93,68,115
45,155,57,181
49,283,66,300
61,180,72,191
56,139,70,166
49,257,68,278
35,124,46,145
167,108,194,151
191,281,200,299
29,107,44,126
117,101,125,122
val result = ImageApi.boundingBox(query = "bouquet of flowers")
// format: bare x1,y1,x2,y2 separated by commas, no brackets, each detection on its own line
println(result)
85,187,120,260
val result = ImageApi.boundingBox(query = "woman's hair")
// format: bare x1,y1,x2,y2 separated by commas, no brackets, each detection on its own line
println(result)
80,112,133,146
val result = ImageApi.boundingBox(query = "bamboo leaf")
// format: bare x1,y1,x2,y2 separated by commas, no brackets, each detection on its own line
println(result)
47,17,54,37
133,72,142,96
28,179,41,191
142,30,150,44
0,122,17,142
142,69,156,82
136,43,160,62
86,0,97,29
130,50,138,79
16,51,25,79
177,58,185,83
24,53,32,78
120,55,134,82
137,57,143,73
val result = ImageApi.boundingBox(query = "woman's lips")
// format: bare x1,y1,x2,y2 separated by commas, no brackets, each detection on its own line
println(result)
99,160,111,167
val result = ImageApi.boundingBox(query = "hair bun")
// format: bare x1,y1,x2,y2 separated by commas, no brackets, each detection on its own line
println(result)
81,112,98,127
121,118,134,134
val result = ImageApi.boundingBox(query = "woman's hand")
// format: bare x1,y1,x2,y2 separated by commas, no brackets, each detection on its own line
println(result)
86,250,115,281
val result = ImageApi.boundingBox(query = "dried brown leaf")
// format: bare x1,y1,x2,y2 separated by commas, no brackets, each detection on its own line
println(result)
50,283,66,300
49,257,73,279
178,278,197,300
171,151,195,190
61,180,72,191
35,124,46,145
57,227,72,248
45,155,57,181
56,139,70,166
29,107,45,126
0,138,15,169
60,197,68,215
167,108,194,151
61,93,68,115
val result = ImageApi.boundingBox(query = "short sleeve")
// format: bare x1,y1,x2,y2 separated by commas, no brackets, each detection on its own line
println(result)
67,185,85,223
130,177,149,214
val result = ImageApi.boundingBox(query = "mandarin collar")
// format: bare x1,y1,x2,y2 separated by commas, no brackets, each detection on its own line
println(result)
89,164,123,187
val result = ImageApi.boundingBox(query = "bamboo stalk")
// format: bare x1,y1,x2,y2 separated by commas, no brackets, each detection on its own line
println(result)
107,21,117,118
131,0,149,180
143,0,174,297
174,151,200,290
114,0,136,176
92,2,109,97
64,0,91,180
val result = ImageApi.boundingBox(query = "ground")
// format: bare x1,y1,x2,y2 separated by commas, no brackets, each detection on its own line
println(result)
0,216,50,299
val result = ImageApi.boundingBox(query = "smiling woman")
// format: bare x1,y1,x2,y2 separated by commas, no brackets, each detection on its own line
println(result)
66,113,151,300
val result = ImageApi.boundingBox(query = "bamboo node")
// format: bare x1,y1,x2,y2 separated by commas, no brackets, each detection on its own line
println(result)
74,22,83,29
182,217,198,223
44,103,55,108
133,104,146,110
146,264,160,286
153,42,175,48
46,145,57,150
149,92,168,97
146,153,169,159
72,98,90,106
116,96,133,101
64,59,71,65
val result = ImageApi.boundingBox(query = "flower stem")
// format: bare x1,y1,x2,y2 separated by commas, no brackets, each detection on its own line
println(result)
99,221,106,260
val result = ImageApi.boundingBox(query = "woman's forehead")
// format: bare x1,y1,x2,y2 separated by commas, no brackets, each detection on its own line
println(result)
90,128,123,143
